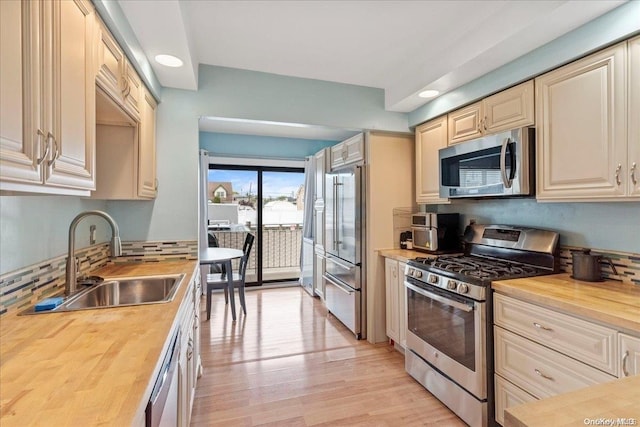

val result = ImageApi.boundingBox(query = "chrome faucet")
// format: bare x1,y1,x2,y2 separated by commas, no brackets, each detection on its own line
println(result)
66,210,122,296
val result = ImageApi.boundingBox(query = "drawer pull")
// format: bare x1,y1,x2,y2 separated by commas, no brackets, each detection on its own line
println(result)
622,351,630,377
533,322,553,331
534,368,554,381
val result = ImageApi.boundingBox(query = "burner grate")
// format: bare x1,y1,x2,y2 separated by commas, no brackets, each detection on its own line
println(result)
414,255,542,280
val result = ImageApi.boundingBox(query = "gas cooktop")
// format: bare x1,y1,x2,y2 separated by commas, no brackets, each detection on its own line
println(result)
409,255,549,285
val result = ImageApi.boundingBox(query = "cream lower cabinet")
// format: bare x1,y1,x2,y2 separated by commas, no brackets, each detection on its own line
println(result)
1,0,96,195
415,115,449,204
535,41,639,201
448,80,534,145
493,293,618,425
619,333,640,377
178,268,201,427
384,258,407,348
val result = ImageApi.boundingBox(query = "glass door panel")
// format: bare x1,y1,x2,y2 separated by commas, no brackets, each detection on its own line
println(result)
261,171,305,282
207,168,257,283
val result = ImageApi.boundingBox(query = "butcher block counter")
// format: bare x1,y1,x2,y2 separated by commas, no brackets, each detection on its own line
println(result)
377,248,439,262
492,273,640,333
493,273,640,426
0,260,198,427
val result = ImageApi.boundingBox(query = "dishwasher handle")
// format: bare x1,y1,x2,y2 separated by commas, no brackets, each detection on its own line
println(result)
146,330,180,427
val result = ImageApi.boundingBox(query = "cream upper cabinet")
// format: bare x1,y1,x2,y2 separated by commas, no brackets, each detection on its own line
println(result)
330,133,364,170
415,115,449,204
629,35,640,197
93,87,157,200
448,102,483,144
1,0,96,195
535,42,631,201
448,81,534,145
0,0,43,187
122,60,142,121
95,18,142,121
95,17,125,105
137,87,157,198
619,333,640,378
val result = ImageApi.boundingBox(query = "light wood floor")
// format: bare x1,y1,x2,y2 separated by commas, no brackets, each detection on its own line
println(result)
191,287,466,426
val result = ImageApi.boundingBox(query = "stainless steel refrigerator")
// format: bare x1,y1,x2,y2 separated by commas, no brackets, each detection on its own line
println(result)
324,164,365,339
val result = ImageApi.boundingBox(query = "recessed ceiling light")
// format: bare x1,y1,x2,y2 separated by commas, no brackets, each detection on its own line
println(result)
155,54,183,67
418,89,440,99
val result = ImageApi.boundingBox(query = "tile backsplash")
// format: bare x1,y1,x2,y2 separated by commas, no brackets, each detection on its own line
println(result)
0,240,197,316
558,246,640,286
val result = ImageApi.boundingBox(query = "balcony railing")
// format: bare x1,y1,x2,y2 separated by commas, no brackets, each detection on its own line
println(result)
210,225,302,283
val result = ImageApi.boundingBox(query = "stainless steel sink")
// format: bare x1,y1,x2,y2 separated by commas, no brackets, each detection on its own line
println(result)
21,274,185,314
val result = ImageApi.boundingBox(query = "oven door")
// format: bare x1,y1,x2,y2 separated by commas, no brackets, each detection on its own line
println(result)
439,127,533,198
405,277,486,399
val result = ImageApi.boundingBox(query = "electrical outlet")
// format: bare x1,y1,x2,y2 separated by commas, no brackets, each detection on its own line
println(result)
90,225,96,245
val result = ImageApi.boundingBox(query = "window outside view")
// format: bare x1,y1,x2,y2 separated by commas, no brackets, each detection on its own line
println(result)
207,168,305,283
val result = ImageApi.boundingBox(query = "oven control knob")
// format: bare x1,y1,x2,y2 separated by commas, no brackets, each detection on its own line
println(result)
447,280,457,290
407,268,415,277
457,283,469,294
414,270,423,279
428,274,438,284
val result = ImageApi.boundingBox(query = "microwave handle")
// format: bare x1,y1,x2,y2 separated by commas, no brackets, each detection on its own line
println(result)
500,137,514,189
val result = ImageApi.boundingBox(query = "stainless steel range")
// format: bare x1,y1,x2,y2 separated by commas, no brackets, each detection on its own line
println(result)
404,224,559,427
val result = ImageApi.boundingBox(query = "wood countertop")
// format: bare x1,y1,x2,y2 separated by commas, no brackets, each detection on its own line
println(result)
0,260,198,427
492,273,640,333
495,273,640,426
505,375,640,426
377,248,440,262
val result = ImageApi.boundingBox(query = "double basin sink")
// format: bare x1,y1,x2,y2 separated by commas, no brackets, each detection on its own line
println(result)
23,274,185,314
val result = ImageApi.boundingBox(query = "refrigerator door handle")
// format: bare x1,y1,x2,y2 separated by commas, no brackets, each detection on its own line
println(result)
323,274,354,295
326,255,356,271
333,176,339,250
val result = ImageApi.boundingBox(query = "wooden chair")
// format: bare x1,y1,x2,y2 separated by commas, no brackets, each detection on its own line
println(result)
206,233,254,321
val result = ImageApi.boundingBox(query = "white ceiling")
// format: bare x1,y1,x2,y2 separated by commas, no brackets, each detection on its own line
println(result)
118,0,625,137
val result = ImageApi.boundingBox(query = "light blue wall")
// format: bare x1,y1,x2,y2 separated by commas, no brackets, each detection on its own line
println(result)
4,2,639,276
430,200,640,254
200,132,337,160
197,65,410,133
0,197,110,275
106,68,413,243
409,1,640,127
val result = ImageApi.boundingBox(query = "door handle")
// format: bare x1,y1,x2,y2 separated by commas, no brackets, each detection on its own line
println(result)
500,137,513,189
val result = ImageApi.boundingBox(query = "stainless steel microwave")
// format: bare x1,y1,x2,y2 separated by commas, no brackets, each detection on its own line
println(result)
439,127,535,198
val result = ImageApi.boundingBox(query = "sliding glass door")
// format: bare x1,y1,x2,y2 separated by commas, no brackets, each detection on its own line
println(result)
207,165,304,285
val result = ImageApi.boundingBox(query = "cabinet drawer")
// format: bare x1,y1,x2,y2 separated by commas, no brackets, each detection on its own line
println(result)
494,327,616,399
494,293,617,375
494,374,537,426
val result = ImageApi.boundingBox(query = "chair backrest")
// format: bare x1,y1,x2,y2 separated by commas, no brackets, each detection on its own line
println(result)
208,231,220,247
239,233,255,279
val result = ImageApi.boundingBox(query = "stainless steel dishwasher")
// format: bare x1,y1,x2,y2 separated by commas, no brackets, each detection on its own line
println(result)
146,330,180,427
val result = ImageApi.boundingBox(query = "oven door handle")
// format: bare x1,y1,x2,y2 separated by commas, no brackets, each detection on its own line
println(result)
405,282,474,313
